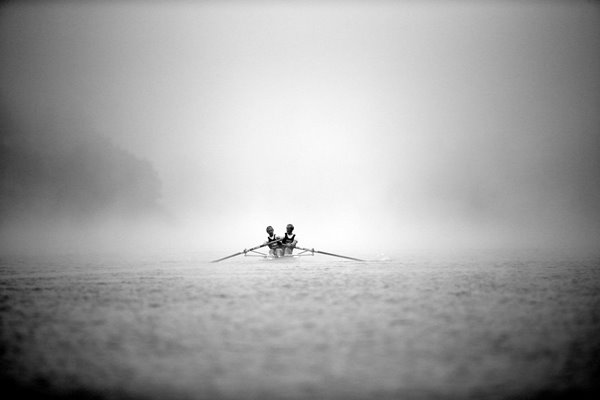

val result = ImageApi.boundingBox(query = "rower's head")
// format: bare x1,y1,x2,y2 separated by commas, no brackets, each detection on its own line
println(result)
286,224,294,233
266,226,274,235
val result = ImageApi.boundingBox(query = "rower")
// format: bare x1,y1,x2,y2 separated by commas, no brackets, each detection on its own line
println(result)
264,226,283,257
281,224,298,255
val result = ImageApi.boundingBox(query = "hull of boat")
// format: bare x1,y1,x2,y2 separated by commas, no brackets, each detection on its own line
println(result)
262,254,302,261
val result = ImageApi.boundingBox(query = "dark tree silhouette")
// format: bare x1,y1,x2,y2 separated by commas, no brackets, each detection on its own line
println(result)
0,108,164,225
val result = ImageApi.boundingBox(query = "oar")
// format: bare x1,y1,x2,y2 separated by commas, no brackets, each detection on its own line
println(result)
210,240,281,263
294,246,365,262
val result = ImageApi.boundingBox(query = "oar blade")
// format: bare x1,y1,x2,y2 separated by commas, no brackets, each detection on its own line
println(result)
294,246,364,262
210,251,243,263
315,250,365,262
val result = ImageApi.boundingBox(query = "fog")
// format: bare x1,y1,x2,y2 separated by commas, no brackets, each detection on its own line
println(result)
1,1,599,256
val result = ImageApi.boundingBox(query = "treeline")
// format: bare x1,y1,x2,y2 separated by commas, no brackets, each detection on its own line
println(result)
0,110,164,225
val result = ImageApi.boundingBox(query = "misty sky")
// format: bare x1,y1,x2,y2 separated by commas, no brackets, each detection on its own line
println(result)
1,1,599,252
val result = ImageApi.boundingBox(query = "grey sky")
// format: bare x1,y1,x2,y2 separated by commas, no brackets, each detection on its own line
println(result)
1,1,599,252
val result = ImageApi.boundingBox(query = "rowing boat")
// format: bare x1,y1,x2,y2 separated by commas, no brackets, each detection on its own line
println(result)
210,241,364,263
234,244,315,260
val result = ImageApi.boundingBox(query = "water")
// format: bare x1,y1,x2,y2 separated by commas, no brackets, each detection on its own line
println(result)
1,250,599,399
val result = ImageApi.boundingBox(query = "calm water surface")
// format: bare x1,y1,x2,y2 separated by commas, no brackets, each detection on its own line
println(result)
1,250,599,399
